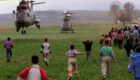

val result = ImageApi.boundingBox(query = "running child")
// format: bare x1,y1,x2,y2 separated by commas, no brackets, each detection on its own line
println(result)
66,45,80,80
4,37,13,62
40,38,51,66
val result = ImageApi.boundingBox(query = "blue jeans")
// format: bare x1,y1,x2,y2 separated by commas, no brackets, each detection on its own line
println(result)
6,49,12,62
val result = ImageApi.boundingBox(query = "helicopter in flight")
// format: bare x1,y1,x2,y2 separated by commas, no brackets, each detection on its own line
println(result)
13,0,46,34
61,11,74,33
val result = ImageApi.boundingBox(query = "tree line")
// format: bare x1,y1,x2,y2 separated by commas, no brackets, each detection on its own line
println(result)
110,1,135,25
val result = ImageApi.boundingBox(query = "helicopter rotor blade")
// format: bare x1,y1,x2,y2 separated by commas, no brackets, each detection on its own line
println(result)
29,0,35,3
0,0,12,1
0,0,15,1
33,2,46,5
0,0,5,1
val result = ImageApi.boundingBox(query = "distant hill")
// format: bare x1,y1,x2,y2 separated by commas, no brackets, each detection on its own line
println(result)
0,10,140,28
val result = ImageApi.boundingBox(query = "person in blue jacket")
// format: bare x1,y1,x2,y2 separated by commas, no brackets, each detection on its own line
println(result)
128,46,140,80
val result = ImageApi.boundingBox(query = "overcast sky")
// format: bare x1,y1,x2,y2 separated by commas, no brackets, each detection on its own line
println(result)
0,0,140,14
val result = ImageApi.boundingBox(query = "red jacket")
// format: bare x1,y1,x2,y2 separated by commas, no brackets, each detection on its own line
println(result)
18,66,48,80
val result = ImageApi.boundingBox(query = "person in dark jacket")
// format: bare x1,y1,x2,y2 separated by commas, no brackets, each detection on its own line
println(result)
83,40,93,63
132,39,140,52
124,39,132,58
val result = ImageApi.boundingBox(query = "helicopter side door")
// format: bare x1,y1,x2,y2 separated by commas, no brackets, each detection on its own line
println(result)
24,10,34,23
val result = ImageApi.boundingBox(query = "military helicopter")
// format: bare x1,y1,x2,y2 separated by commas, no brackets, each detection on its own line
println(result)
13,0,46,34
61,11,74,33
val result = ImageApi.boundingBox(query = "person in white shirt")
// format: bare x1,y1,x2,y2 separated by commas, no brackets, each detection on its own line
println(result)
40,38,51,66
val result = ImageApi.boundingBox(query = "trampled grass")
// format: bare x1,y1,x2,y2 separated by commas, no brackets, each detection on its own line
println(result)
0,24,134,80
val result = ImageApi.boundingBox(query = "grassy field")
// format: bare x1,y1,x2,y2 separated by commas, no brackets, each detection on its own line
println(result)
0,24,134,80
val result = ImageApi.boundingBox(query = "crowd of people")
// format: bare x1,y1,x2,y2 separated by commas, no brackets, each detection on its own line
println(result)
3,25,140,80
99,25,140,80
3,37,94,80
100,25,140,55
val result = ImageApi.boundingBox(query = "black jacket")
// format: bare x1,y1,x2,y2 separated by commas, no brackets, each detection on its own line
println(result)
83,40,93,51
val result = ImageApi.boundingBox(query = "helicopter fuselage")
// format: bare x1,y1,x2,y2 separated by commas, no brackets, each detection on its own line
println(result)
12,0,46,34
14,10,40,33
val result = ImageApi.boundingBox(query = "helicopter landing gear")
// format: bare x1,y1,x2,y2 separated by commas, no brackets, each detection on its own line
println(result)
21,30,26,34
71,29,74,33
61,25,74,33
16,27,20,32
21,27,27,35
16,24,20,32
36,23,40,29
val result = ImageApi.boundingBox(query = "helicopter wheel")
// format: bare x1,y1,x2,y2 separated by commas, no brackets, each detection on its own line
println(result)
21,30,26,34
38,25,40,29
36,24,40,29
21,31,24,34
72,29,74,33
24,31,26,34
16,28,19,32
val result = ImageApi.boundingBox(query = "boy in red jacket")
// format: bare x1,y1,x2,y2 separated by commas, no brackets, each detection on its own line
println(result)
17,55,48,80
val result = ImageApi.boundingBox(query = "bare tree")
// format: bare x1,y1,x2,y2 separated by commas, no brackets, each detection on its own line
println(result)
123,2,134,23
110,2,121,23
110,1,135,24
119,10,127,25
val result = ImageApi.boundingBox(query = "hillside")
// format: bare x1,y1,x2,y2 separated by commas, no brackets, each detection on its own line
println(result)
0,11,113,28
0,10,140,28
